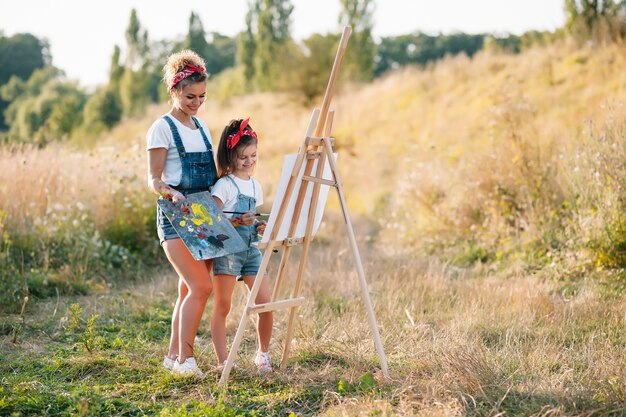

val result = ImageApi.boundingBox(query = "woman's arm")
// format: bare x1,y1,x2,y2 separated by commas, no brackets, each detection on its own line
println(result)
148,148,185,203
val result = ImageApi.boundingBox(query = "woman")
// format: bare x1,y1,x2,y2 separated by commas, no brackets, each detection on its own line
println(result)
146,50,216,377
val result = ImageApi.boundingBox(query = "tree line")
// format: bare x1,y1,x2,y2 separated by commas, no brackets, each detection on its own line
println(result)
1,0,625,146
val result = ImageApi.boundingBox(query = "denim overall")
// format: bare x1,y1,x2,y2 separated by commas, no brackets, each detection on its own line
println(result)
156,115,217,244
213,176,262,276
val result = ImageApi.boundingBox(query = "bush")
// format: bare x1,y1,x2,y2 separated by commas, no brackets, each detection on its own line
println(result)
0,203,158,313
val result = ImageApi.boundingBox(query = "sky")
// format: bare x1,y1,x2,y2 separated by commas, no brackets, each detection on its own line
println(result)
0,0,566,88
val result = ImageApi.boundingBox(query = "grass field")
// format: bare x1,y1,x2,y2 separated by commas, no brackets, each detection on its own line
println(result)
3,39,626,415
3,236,626,415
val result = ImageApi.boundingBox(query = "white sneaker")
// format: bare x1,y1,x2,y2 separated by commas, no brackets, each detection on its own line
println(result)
163,356,176,370
172,357,205,378
254,351,273,373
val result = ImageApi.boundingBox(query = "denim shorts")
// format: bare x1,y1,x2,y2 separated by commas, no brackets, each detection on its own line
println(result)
156,205,179,245
213,246,262,277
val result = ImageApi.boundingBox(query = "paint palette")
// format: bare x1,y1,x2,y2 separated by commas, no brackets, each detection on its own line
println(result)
157,191,247,260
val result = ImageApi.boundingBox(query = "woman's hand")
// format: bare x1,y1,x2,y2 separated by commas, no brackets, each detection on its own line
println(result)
161,188,185,204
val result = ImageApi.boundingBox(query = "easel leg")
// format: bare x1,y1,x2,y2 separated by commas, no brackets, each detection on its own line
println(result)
272,246,292,300
322,139,389,377
280,141,329,370
279,237,310,369
243,284,258,328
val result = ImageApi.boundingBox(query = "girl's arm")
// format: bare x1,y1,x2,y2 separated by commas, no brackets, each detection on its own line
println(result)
212,195,224,209
148,148,185,203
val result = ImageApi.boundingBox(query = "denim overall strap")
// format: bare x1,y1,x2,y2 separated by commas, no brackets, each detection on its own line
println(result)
192,116,212,150
227,176,257,244
161,115,217,193
162,115,187,158
226,175,256,199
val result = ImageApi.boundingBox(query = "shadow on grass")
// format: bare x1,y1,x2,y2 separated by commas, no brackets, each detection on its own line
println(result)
0,342,377,416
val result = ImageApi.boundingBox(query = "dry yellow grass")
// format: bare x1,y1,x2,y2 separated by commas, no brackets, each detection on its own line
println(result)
6,39,626,231
3,39,626,414
12,235,625,414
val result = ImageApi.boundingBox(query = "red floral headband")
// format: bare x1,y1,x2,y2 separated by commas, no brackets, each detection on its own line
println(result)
169,64,205,91
227,118,257,149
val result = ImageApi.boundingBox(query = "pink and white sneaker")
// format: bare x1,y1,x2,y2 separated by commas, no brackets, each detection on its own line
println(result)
254,350,273,373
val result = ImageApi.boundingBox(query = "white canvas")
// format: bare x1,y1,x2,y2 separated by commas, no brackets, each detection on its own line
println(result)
261,153,337,243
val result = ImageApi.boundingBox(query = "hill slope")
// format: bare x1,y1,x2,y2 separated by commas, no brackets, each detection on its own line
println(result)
3,40,626,265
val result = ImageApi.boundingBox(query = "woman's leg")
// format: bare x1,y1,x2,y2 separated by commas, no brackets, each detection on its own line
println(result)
242,274,273,352
163,239,213,362
211,274,237,364
166,278,189,360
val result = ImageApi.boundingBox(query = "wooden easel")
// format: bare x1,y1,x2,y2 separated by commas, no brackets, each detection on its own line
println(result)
219,26,389,385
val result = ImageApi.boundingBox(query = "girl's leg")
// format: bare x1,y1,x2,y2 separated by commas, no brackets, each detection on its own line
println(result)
166,278,189,360
163,239,213,362
211,274,238,364
242,274,273,352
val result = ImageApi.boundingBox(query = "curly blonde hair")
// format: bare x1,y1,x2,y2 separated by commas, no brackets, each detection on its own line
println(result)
163,49,208,94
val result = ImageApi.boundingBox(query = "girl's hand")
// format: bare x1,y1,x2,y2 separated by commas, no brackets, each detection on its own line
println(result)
229,211,256,227
255,220,267,235
240,210,255,226
230,216,245,227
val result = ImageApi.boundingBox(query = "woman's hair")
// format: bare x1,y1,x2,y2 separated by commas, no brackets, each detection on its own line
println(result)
163,49,208,94
216,119,258,178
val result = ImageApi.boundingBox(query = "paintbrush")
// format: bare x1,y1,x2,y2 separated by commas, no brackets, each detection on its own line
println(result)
222,211,270,216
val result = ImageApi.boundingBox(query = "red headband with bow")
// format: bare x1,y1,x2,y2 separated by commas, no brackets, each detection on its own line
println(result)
227,118,257,149
169,64,205,91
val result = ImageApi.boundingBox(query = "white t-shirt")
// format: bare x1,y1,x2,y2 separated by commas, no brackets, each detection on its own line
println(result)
146,113,214,186
211,175,264,217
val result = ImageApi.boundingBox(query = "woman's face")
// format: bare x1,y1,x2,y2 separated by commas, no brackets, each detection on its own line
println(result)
172,82,206,115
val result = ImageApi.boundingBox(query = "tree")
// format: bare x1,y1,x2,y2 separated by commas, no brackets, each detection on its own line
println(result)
375,32,485,76
253,0,294,90
182,12,237,76
183,12,211,62
282,33,340,103
564,0,626,40
2,67,86,144
339,0,376,81
82,87,123,134
210,32,237,75
143,38,177,102
108,45,124,89
1,67,61,138
124,8,148,69
119,9,154,116
0,33,50,130
238,2,259,82
45,87,86,140
0,33,50,85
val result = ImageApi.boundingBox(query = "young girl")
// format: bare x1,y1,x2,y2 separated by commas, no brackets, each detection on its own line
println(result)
147,50,216,377
210,118,273,372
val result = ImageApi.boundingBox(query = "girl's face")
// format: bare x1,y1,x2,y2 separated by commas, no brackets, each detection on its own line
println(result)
233,144,257,178
172,82,206,115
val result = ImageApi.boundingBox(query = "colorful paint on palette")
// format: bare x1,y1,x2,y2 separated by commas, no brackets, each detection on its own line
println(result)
157,191,247,260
